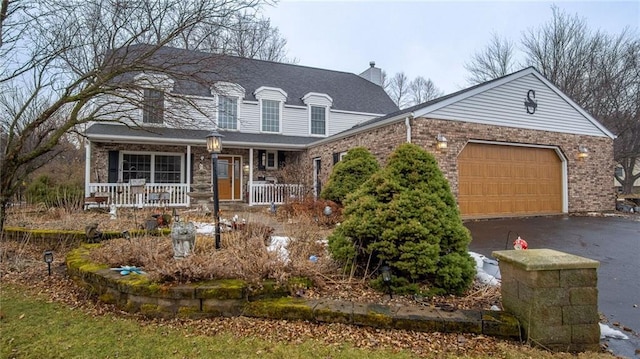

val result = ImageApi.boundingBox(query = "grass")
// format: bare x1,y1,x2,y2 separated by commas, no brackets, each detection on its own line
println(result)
0,284,412,359
0,285,615,359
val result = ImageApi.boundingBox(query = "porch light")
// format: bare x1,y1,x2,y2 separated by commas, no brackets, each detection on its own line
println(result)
436,134,448,150
43,250,53,276
206,130,224,250
206,130,223,154
578,145,589,159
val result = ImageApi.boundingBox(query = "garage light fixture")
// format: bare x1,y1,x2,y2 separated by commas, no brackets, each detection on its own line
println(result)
436,134,448,150
578,145,589,159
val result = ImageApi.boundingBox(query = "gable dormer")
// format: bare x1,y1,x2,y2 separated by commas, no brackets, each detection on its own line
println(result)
212,82,245,130
254,87,287,133
302,92,333,137
134,73,174,124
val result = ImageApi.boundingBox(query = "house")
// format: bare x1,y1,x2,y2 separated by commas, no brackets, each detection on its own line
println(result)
85,46,615,219
306,67,615,219
83,46,398,207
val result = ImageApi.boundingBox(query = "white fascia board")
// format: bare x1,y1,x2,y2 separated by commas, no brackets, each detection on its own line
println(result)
254,86,288,99
301,92,334,104
308,112,413,147
88,134,308,150
331,109,386,117
284,104,307,109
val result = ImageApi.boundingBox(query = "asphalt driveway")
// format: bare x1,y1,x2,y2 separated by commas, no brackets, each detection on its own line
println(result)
464,215,640,357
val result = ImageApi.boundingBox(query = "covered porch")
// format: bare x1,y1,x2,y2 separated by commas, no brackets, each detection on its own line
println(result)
84,124,313,209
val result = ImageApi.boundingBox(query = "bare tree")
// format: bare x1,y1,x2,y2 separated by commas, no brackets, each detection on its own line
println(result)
0,0,265,230
464,5,640,194
465,33,517,84
409,76,443,105
387,72,411,109
175,12,295,63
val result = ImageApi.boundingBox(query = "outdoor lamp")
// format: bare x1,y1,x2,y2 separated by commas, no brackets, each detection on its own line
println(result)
206,129,223,154
43,250,53,276
381,265,392,298
122,230,131,240
436,134,448,150
578,145,589,159
206,129,224,249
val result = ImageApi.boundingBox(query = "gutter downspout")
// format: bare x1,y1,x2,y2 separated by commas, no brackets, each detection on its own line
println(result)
405,115,413,143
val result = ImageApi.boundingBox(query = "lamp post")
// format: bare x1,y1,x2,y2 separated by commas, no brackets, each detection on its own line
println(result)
206,130,223,249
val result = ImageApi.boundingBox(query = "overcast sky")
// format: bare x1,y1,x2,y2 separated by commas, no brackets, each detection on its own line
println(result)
262,1,639,94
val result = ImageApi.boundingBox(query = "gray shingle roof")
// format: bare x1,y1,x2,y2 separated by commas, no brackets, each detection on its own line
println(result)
85,123,318,149
110,45,398,114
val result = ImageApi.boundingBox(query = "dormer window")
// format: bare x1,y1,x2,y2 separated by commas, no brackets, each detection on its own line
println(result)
218,96,238,130
310,106,327,135
261,99,281,133
302,92,332,136
143,89,164,124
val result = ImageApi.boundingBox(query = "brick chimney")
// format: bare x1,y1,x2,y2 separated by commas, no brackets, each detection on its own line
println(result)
359,61,383,86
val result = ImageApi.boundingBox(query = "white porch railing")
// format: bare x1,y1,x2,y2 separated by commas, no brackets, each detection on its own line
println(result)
86,183,190,208
249,183,305,206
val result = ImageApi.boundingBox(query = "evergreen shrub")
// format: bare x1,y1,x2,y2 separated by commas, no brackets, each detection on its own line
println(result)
327,143,475,295
320,147,379,205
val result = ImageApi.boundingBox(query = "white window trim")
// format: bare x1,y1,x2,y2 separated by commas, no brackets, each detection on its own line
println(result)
216,94,241,131
120,151,184,183
308,104,329,137
265,150,278,170
260,99,283,134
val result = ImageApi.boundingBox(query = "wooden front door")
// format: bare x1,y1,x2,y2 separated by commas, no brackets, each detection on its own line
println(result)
217,156,241,201
458,143,563,218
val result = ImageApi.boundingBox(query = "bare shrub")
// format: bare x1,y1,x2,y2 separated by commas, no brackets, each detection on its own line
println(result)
277,198,342,227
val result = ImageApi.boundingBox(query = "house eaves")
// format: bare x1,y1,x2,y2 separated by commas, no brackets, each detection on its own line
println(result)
85,123,315,150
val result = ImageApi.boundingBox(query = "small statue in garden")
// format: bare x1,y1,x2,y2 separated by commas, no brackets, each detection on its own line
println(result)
85,222,103,243
171,221,196,259
109,203,117,220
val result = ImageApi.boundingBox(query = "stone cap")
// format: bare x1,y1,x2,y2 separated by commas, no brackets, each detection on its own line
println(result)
492,249,599,271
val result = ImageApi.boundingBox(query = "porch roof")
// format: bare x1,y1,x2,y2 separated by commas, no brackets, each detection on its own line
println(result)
86,123,316,150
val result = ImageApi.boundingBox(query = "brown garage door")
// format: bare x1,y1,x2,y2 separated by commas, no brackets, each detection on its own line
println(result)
458,143,562,218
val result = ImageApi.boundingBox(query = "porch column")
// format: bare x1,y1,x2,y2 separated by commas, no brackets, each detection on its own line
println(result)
85,141,91,197
249,147,254,206
186,145,191,207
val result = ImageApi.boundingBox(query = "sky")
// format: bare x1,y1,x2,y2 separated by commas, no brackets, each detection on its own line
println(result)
262,1,640,94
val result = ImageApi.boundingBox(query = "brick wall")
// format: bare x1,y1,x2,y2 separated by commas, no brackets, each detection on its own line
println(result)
306,117,615,214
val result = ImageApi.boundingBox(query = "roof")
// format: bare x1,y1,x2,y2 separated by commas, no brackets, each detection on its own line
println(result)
108,45,398,115
327,67,615,142
85,123,318,150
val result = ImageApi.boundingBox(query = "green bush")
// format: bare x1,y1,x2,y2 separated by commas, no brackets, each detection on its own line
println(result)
327,143,475,295
25,175,84,210
320,147,380,205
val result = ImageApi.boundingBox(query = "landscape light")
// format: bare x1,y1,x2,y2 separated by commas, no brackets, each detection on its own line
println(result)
43,250,54,276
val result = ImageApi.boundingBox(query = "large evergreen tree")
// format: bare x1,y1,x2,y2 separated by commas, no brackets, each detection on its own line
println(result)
328,143,475,295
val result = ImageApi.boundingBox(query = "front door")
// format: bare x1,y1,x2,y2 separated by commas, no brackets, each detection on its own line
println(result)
217,156,241,201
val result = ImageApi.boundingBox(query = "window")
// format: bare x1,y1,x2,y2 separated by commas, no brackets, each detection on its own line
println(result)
122,153,182,183
266,151,276,169
261,99,280,132
143,89,164,124
310,105,326,135
218,96,238,130
123,154,151,182
154,155,182,183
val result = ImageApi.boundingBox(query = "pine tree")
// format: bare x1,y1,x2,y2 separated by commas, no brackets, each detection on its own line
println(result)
320,147,380,205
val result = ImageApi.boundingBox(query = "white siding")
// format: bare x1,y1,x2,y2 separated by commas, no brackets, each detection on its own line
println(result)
429,74,608,137
329,111,376,135
238,102,260,133
282,106,308,136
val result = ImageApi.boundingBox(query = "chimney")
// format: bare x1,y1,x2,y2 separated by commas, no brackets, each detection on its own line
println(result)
359,61,383,86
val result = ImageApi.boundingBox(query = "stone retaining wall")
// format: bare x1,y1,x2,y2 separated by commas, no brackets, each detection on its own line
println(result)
67,245,520,339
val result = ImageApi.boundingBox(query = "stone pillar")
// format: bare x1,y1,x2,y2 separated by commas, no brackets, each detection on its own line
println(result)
492,249,600,352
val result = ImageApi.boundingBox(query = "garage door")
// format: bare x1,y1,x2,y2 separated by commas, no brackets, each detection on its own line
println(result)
458,143,562,218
